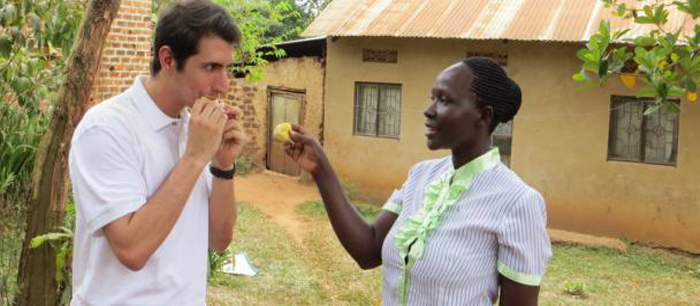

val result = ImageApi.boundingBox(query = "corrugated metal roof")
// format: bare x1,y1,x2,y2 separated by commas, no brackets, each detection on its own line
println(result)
302,0,695,42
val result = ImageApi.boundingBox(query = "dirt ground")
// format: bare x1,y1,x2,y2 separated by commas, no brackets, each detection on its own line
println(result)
235,171,320,243
236,171,627,251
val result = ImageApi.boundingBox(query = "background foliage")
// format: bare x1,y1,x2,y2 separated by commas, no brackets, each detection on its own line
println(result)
574,0,700,114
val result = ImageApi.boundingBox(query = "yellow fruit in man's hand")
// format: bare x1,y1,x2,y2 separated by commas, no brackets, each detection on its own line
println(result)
688,91,698,103
273,122,292,142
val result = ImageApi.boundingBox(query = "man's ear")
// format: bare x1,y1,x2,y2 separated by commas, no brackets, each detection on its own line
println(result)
158,46,176,74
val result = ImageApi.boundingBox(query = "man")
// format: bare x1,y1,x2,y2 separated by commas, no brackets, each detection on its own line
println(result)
68,0,246,304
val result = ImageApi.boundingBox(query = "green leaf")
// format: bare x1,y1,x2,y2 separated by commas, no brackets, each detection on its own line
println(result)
634,36,656,46
3,4,16,23
599,20,610,37
615,3,628,16
644,103,662,115
30,235,46,248
12,77,31,93
644,5,654,20
598,60,609,77
669,85,685,97
573,72,589,82
613,29,631,40
634,16,655,24
637,85,657,97
674,0,700,19
654,5,669,24
576,49,591,61
687,78,698,91
671,53,680,63
0,34,11,57
30,232,71,249
26,12,42,33
663,101,681,114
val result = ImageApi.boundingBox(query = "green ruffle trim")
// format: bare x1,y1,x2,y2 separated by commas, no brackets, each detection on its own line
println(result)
394,148,501,305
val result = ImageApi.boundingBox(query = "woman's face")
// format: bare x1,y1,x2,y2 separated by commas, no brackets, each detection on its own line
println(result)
424,63,491,151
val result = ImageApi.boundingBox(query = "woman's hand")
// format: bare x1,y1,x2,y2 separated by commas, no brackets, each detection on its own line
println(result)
283,125,325,174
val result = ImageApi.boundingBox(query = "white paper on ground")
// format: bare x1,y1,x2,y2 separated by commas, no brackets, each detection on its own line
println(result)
222,252,258,276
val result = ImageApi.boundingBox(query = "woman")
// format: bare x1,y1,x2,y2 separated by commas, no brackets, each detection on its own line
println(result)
285,57,552,305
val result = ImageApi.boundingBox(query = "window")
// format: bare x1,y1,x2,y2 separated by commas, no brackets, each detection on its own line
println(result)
608,95,679,165
353,83,401,138
362,49,398,63
492,121,513,167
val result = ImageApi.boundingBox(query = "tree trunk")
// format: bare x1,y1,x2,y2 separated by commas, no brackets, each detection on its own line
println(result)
16,0,122,305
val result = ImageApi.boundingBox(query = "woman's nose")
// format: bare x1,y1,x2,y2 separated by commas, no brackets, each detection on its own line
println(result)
424,100,436,118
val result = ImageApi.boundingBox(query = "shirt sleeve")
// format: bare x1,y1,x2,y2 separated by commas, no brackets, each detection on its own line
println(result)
497,188,552,286
69,126,148,236
381,164,419,215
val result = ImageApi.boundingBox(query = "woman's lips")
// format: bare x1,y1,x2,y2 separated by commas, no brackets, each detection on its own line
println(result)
425,125,439,138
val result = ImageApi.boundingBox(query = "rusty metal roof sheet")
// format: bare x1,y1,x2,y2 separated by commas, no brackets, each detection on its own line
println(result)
302,0,695,42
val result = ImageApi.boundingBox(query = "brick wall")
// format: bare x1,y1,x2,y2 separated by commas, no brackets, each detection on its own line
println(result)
91,0,152,104
227,79,262,158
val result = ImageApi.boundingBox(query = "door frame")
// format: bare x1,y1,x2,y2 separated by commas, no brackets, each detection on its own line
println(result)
266,86,307,172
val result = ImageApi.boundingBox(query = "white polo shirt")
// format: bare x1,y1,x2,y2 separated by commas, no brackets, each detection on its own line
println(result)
69,76,212,305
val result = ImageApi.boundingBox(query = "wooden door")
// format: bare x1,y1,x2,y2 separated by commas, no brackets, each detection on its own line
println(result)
267,89,304,176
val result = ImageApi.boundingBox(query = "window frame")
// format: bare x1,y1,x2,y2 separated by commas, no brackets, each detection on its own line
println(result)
352,82,402,139
607,95,680,166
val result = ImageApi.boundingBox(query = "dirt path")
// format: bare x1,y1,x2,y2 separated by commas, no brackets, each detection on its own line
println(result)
235,171,320,243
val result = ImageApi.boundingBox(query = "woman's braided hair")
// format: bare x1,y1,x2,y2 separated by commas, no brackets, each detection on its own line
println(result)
463,57,522,132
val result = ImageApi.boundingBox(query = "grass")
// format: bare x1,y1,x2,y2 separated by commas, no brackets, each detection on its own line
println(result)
210,201,700,306
294,201,382,305
540,243,700,305
207,204,327,305
0,219,23,306
0,191,28,306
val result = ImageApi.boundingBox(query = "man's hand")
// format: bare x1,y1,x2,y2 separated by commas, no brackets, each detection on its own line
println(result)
184,99,227,165
212,102,247,169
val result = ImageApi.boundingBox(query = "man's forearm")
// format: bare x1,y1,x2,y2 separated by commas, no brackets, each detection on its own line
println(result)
208,176,236,251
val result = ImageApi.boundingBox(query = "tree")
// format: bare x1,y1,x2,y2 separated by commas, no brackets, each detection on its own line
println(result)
0,0,86,114
15,0,122,305
296,0,333,17
574,0,700,115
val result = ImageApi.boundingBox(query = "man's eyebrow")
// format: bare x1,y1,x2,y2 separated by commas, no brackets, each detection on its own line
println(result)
201,62,230,67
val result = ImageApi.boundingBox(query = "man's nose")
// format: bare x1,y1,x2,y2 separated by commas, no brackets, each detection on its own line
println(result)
213,69,230,94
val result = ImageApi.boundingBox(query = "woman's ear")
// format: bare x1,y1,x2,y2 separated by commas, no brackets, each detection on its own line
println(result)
478,104,494,131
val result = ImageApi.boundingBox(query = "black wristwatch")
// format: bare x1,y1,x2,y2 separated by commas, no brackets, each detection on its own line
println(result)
209,163,236,179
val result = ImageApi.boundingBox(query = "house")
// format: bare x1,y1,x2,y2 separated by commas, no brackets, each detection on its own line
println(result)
291,0,700,253
228,37,326,177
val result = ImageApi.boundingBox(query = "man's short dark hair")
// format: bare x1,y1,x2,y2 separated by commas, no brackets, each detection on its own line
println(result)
151,0,242,75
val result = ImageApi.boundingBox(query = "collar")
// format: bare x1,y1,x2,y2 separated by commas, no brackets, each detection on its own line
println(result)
450,147,501,187
130,75,188,131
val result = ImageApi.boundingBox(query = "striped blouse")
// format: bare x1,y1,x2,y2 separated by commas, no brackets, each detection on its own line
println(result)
381,148,552,305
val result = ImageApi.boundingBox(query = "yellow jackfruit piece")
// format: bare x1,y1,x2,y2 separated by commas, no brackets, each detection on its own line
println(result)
273,122,292,142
